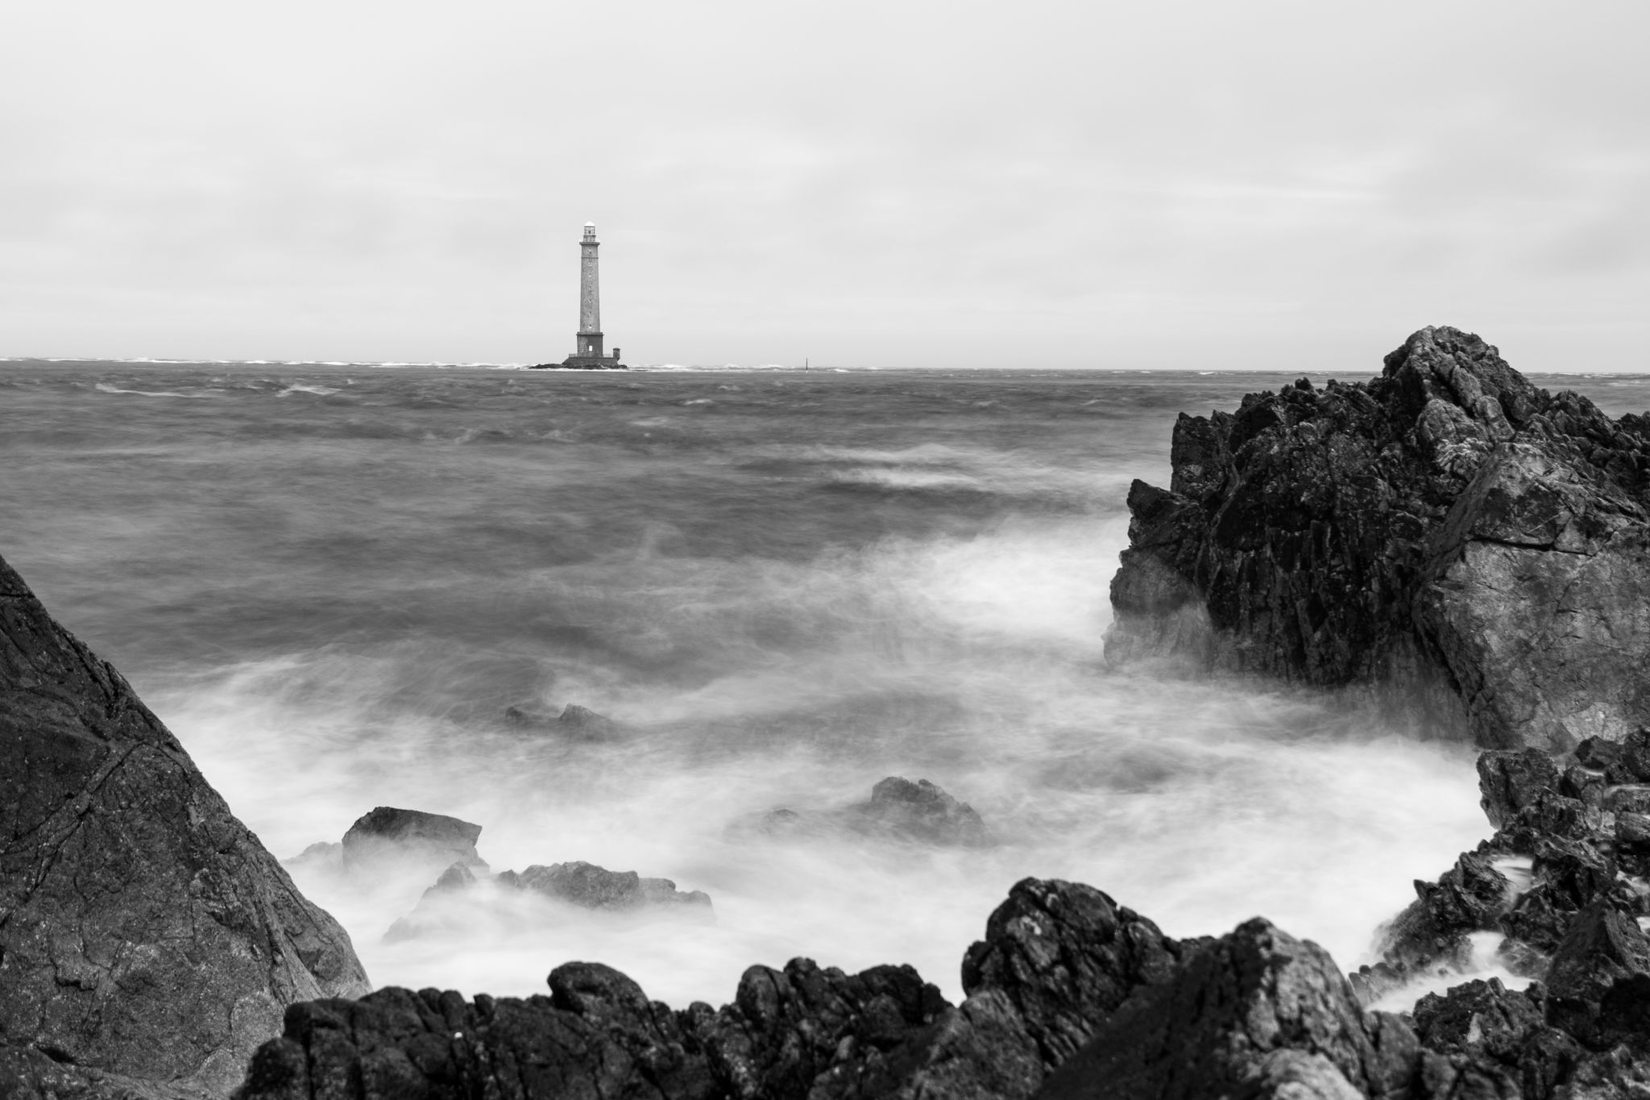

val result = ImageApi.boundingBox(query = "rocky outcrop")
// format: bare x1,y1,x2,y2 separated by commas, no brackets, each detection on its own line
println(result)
1353,733,1650,1007
1035,919,1429,1099
0,551,370,1097
234,878,1184,1100
1107,325,1650,750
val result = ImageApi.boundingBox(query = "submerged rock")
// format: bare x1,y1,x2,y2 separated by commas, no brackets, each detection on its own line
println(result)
1108,325,1650,751
854,776,990,845
505,860,713,912
0,551,370,1097
384,859,713,942
1036,919,1427,1100
503,701,620,740
735,776,990,847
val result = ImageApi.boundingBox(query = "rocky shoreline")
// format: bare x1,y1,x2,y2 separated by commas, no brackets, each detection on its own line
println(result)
6,326,1650,1097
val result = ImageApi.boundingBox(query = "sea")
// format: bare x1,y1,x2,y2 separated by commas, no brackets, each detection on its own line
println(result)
6,359,1650,1011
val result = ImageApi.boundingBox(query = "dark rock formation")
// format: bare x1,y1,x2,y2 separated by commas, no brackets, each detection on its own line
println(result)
234,878,1183,1100
0,551,370,1097
1107,325,1650,750
1035,919,1428,1099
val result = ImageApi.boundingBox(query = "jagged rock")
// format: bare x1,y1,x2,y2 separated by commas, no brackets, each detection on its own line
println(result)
1107,325,1650,751
1033,918,1425,1099
1362,850,1515,995
1480,748,1563,829
341,805,487,876
959,877,1183,1071
1410,979,1580,1098
233,878,1182,1100
1545,902,1650,1047
0,551,370,1097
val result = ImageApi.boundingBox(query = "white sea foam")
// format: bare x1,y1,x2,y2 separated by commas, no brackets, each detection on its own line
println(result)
93,382,210,399
164,516,1489,1009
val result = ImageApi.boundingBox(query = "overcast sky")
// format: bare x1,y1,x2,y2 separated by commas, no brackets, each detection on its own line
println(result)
4,1,1648,370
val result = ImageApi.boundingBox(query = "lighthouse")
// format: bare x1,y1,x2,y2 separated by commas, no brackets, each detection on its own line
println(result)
552,222,625,369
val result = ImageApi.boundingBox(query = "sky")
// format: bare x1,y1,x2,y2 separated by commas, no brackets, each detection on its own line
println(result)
3,1,1648,370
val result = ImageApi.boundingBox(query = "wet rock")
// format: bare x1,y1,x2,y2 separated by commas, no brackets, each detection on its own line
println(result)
1410,979,1580,1098
0,550,369,1096
1545,902,1650,1047
1360,851,1514,996
851,776,989,845
234,877,1183,1100
1034,918,1422,1100
341,805,487,876
1107,325,1650,751
1479,748,1562,829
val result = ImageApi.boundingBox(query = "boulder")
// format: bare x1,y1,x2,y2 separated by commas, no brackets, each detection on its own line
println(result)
1033,918,1428,1099
1107,325,1650,751
1479,748,1562,829
0,551,370,1096
340,805,487,876
1544,902,1650,1047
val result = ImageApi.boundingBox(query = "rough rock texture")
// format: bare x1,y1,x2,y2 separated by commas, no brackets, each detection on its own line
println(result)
1107,325,1650,750
1034,919,1431,1099
0,551,370,1097
341,805,487,875
233,878,1183,1100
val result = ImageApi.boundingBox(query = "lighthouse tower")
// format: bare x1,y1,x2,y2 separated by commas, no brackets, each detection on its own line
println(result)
560,222,624,369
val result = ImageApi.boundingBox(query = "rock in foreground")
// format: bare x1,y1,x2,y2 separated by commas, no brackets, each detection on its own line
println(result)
1108,325,1650,750
0,551,370,1097
235,878,1183,1100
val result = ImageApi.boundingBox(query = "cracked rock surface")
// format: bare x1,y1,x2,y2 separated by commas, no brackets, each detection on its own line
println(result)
1106,324,1650,750
0,550,370,1098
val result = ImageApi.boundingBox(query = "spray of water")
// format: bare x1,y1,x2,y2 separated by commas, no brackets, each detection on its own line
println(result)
165,514,1493,1008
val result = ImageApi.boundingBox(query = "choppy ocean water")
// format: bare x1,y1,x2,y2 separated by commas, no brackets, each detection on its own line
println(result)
6,359,1649,1008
